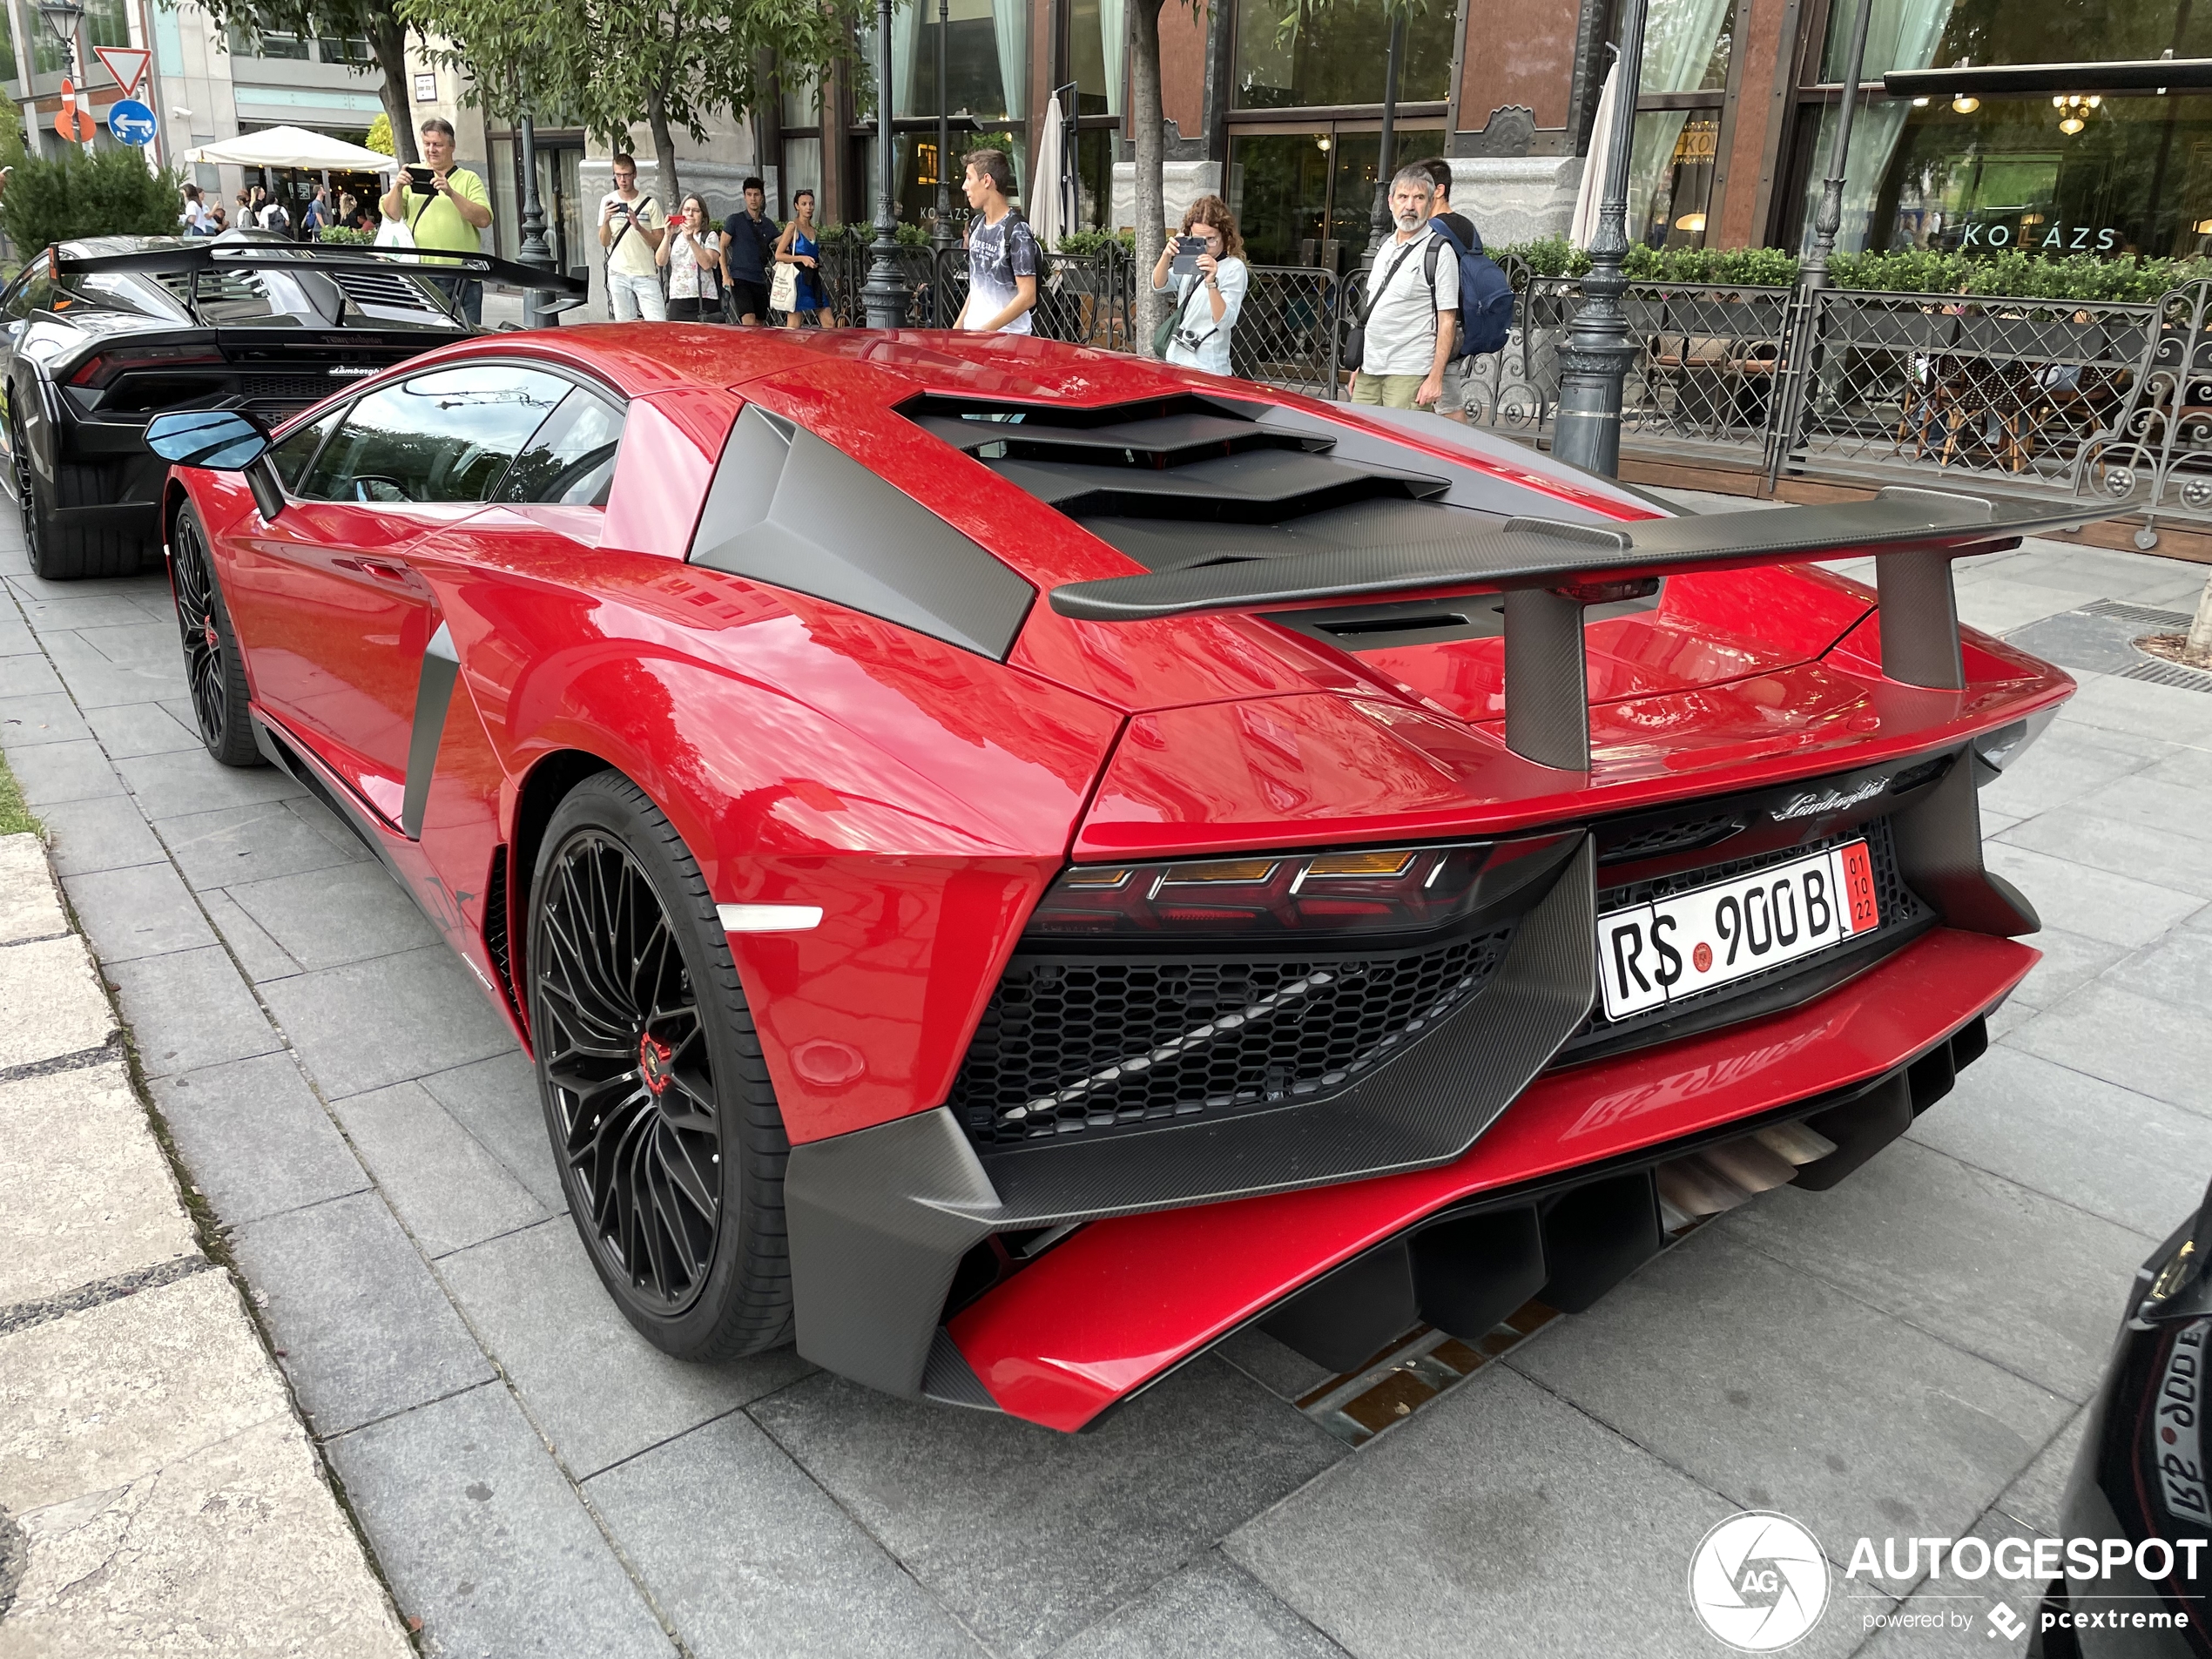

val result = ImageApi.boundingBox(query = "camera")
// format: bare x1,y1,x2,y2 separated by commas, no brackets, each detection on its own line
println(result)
404,164,436,197
1170,235,1205,280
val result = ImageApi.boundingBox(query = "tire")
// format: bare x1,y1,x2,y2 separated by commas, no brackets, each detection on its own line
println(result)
167,500,261,767
528,772,792,1359
10,408,141,582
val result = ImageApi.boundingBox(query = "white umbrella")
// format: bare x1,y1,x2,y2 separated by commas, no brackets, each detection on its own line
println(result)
178,125,395,172
1569,64,1618,251
1029,92,1068,251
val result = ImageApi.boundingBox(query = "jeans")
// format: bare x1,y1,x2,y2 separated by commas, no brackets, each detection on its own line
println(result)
428,275,482,327
609,270,666,321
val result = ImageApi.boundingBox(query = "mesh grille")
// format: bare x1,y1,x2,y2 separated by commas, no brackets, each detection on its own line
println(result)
1596,810,1743,866
1581,816,1925,1043
954,924,1518,1147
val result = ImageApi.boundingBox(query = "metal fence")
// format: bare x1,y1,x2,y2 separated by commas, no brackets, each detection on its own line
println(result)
715,238,2212,523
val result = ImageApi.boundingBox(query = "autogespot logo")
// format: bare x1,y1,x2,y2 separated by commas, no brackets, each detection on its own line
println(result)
1689,1511,1831,1651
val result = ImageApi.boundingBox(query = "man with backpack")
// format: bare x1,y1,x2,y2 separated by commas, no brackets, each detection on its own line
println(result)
1418,158,1518,421
1352,165,1458,410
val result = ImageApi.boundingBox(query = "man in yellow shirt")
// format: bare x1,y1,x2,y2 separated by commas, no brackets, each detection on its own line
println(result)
379,117,493,325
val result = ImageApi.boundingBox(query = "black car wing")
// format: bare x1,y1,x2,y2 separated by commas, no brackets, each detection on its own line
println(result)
1050,483,2135,771
51,244,587,312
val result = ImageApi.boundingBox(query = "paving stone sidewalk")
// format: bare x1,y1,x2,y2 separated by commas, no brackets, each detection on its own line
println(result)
0,826,408,1657
4,493,2212,1657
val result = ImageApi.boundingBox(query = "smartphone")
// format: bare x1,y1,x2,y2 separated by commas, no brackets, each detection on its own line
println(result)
405,164,435,196
1170,235,1204,279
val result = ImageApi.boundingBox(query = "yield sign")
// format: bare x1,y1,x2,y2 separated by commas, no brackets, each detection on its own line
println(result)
94,46,150,97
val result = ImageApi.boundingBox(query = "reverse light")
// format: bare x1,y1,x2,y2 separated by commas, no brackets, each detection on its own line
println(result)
2139,1179,2212,1323
1026,843,1497,938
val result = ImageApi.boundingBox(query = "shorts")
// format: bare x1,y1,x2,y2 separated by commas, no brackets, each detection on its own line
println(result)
1352,372,1428,410
1437,357,1470,414
668,297,716,322
727,279,771,320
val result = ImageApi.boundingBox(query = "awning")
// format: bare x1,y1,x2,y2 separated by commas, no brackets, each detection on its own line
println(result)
177,125,395,172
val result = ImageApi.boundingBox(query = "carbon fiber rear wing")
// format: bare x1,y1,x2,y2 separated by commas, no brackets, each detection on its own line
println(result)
53,243,586,307
1050,483,2124,771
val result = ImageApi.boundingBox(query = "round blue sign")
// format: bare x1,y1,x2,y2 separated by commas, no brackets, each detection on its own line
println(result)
107,98,155,146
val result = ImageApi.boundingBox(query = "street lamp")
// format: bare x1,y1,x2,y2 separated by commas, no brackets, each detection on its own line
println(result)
860,0,909,328
38,0,85,146
1798,0,1875,291
516,111,555,328
930,0,952,323
1552,0,1650,476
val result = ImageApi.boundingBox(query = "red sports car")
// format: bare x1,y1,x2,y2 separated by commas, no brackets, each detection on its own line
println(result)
142,325,2102,1433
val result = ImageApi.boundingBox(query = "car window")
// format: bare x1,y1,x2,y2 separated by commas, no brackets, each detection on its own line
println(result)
9,271,53,320
496,386,624,508
273,406,346,491
298,364,570,504
57,273,187,320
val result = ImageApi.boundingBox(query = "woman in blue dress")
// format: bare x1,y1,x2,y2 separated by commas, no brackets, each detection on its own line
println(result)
773,188,831,328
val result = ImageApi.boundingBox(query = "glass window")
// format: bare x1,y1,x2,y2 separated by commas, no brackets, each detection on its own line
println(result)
5,269,51,320
1233,0,1455,111
300,365,570,504
1072,0,1123,117
1824,0,2212,80
1794,91,2212,258
497,386,624,506
82,0,125,50
273,408,345,492
58,272,189,320
1635,112,1722,246
892,0,1015,121
226,24,308,57
1227,124,1447,267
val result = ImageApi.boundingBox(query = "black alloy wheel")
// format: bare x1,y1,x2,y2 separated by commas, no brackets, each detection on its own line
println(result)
9,413,41,571
529,773,792,1357
167,504,260,767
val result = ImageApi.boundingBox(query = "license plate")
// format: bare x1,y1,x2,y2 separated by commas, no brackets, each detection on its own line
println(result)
1596,840,1880,1022
2155,1319,2212,1524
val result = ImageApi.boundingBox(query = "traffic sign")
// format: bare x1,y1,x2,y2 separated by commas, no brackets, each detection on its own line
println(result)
53,81,94,144
107,98,154,146
93,46,150,98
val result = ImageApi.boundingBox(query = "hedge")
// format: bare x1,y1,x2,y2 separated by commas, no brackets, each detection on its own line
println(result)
1494,236,2212,300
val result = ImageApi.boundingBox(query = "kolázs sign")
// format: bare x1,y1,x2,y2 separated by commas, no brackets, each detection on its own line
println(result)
1959,220,2122,251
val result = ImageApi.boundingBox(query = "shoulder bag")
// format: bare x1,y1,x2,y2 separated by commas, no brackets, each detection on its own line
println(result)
1341,239,1427,374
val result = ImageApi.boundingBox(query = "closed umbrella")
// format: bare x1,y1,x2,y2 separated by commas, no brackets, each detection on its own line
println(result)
1569,64,1619,251
1029,92,1068,251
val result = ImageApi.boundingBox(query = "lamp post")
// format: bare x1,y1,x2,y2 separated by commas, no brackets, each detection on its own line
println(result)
1800,0,1874,291
516,108,556,329
861,0,909,328
37,0,85,147
1363,10,1406,268
1552,0,1650,476
930,0,952,325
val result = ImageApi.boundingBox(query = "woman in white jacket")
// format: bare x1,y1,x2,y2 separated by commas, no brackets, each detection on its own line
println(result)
1149,195,1249,376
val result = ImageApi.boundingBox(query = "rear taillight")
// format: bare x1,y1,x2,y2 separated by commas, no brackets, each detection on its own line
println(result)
68,345,226,389
1026,843,1497,938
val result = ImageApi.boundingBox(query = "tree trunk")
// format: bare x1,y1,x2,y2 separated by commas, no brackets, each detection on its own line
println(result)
645,83,681,217
368,12,417,167
2186,569,2212,669
1130,0,1167,354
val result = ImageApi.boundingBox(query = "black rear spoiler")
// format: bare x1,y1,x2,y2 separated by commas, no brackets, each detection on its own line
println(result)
1050,483,2128,772
53,243,585,308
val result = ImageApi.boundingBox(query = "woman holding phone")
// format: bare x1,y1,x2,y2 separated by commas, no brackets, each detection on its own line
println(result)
773,189,829,328
658,193,725,321
1149,196,1249,376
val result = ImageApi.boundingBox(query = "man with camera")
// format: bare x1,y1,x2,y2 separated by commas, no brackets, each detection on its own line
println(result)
379,118,493,324
598,153,667,322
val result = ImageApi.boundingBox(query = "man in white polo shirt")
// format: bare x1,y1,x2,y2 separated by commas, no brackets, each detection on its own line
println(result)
1352,165,1459,410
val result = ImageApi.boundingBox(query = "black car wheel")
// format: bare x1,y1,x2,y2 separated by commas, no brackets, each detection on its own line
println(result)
529,772,792,1359
167,502,260,768
10,404,138,582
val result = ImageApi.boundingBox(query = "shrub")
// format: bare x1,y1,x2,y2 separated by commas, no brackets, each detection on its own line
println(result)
1057,229,1135,259
318,225,374,245
1,144,187,253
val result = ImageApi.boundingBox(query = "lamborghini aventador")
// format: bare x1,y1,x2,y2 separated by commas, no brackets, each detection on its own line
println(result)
139,323,2111,1429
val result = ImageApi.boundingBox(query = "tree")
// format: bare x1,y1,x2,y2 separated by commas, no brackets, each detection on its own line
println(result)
197,1,420,165
402,0,863,218
365,111,395,155
1127,0,1175,353
1,144,185,251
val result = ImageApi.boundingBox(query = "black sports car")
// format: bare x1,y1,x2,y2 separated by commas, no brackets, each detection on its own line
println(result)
0,233,578,580
2038,1181,2212,1656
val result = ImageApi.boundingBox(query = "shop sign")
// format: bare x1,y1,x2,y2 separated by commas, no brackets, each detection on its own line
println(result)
1959,220,2122,251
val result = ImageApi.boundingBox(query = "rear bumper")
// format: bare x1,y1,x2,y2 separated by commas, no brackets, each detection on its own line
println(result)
948,922,2031,1429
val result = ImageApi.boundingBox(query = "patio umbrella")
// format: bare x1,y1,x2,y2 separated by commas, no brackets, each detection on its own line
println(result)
178,125,396,172
1569,64,1619,251
1029,91,1069,251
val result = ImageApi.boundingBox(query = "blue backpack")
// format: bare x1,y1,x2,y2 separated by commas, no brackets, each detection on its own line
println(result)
1425,217,1516,359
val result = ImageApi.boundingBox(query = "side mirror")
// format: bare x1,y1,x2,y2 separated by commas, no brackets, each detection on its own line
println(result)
145,408,271,469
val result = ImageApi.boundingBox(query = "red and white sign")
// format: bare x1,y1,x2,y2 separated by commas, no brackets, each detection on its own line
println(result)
53,80,95,143
93,46,150,97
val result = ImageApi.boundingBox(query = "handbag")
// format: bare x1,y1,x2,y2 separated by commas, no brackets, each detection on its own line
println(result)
1151,276,1198,357
1342,239,1425,374
373,212,414,250
769,260,799,313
